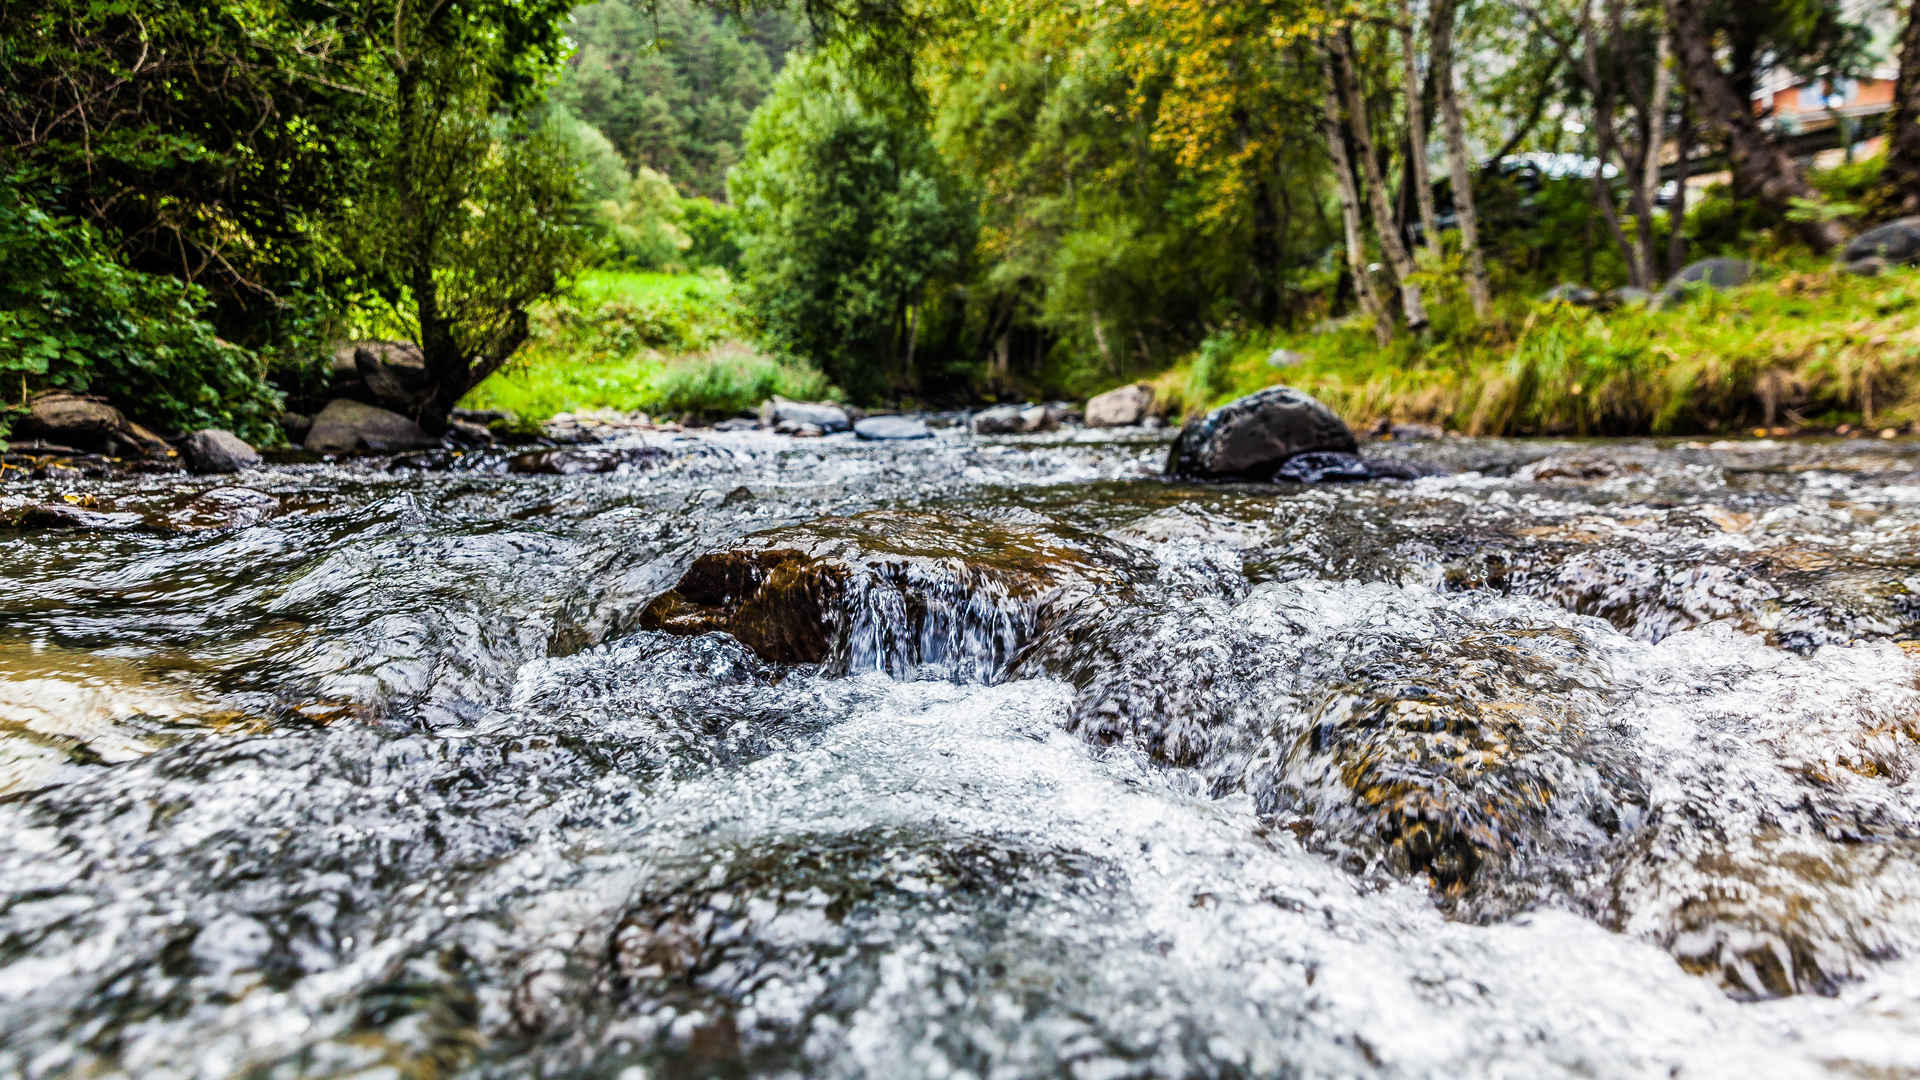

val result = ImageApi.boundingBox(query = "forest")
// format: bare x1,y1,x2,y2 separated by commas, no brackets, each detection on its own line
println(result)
5,0,1920,440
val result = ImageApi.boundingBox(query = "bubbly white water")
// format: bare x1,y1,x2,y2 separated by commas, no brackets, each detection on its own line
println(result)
1,430,1918,1076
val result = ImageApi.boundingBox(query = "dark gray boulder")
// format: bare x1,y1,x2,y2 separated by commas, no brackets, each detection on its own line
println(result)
180,429,261,474
854,416,933,441
1843,217,1920,269
1658,258,1753,306
1166,387,1357,480
304,399,438,454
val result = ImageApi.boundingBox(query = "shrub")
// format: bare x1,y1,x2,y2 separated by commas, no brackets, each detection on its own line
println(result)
0,191,283,443
644,344,834,418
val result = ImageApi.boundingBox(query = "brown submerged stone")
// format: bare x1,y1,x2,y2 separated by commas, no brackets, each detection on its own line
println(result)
640,510,1128,670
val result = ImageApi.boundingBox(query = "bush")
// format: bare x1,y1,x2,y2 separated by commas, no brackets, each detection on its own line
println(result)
0,191,283,443
680,197,743,273
645,344,834,418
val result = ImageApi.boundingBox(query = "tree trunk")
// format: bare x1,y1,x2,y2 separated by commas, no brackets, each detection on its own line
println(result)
1633,23,1672,288
1399,0,1442,262
1662,0,1846,252
1431,0,1489,316
1321,53,1393,345
1887,0,1920,216
1582,0,1644,287
1667,98,1692,275
1332,30,1428,330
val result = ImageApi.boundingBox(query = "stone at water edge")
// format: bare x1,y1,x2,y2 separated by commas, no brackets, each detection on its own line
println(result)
304,399,438,454
1084,383,1154,428
1165,386,1357,480
854,416,933,441
180,429,261,474
15,392,170,458
970,403,1058,435
759,396,850,433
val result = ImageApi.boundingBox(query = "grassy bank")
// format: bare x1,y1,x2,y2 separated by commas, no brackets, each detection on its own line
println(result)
461,269,832,420
1153,262,1920,436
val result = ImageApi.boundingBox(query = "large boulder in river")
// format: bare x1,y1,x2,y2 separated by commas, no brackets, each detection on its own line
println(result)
1085,384,1154,428
1842,217,1920,275
304,399,437,454
1657,258,1753,306
759,396,850,433
14,392,169,458
641,510,1131,679
180,429,261,474
1165,387,1356,480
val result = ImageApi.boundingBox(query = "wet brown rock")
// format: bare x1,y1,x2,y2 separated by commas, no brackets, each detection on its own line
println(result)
641,510,1128,672
15,393,170,458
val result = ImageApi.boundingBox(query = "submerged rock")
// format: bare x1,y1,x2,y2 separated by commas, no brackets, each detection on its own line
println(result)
305,399,437,454
1166,387,1356,480
180,429,261,474
507,446,670,475
853,416,933,441
1085,384,1154,428
1274,451,1371,484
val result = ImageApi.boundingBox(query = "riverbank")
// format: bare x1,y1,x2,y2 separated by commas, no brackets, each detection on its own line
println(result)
458,269,834,422
1150,261,1920,437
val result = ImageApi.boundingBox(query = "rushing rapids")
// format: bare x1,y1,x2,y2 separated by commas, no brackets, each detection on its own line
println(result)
3,428,1920,1076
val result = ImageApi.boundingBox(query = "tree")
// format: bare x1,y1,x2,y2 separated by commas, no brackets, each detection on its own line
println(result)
1661,0,1865,251
346,0,591,430
1431,0,1492,316
0,0,384,346
732,52,975,401
1886,0,1920,216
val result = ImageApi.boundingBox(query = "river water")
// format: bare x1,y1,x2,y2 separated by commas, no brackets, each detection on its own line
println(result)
3,428,1919,1077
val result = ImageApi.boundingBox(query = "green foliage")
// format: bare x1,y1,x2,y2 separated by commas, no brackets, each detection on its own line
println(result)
595,168,694,268
346,0,593,424
644,344,835,417
0,0,386,345
1156,263,1920,436
556,0,795,200
0,191,282,443
920,1,1337,399
680,197,745,273
732,52,976,402
462,269,828,419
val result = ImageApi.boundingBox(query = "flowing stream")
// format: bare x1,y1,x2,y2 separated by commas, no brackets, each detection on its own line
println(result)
4,428,1920,1077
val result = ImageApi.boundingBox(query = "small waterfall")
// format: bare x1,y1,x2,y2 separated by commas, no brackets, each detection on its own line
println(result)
832,560,1045,683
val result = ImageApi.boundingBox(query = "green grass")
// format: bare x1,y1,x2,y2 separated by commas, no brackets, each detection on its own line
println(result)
1152,259,1920,436
462,268,834,420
